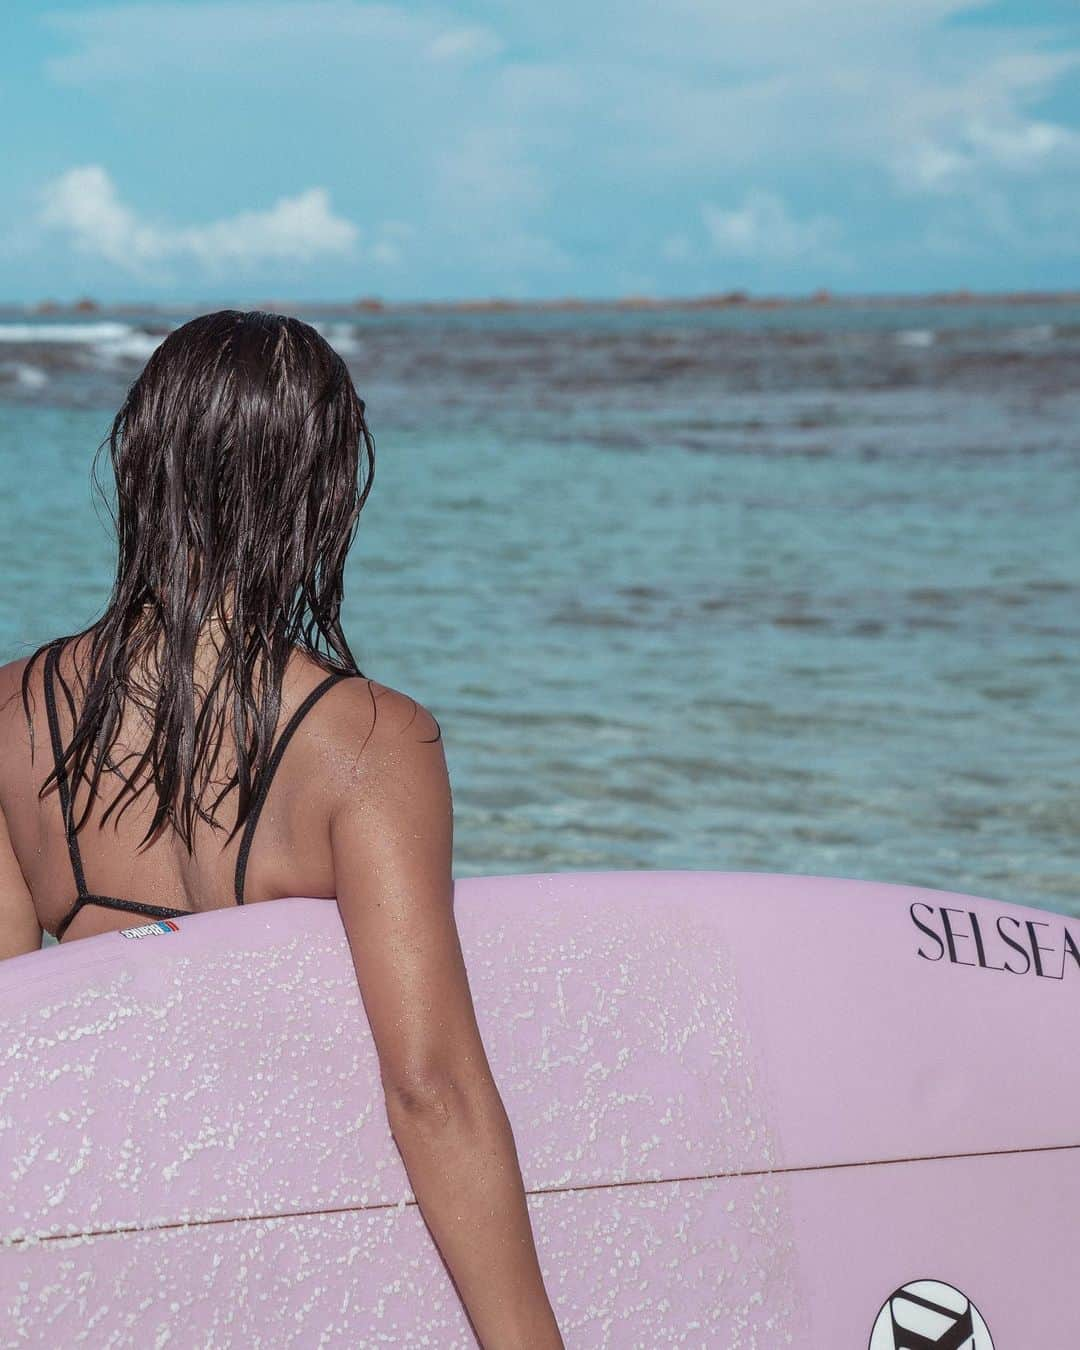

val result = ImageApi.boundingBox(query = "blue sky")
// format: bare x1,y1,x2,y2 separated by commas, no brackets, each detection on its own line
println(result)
3,0,1080,301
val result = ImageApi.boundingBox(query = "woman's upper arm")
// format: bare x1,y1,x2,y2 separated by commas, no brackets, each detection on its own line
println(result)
329,684,490,1095
0,659,42,959
0,802,41,959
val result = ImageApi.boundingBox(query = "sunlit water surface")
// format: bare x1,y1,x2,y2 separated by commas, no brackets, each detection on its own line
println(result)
1,301,1077,919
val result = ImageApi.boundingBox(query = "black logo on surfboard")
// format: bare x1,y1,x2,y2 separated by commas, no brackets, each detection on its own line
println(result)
910,900,1080,981
869,1280,993,1349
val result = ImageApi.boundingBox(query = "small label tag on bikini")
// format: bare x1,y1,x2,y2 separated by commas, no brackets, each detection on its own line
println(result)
120,919,181,940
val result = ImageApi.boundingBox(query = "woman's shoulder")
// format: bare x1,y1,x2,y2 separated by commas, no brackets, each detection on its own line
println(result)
0,654,34,731
295,663,445,788
297,672,449,834
0,638,74,719
0,636,91,742
0,654,31,697
322,673,443,756
0,656,40,800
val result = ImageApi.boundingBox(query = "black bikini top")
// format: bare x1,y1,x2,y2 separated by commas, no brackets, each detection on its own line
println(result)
43,643,358,941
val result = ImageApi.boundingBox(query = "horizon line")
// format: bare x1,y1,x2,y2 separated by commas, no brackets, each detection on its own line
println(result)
2,287,1080,317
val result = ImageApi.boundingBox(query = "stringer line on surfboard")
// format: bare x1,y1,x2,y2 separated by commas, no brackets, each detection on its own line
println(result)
9,1138,1080,1249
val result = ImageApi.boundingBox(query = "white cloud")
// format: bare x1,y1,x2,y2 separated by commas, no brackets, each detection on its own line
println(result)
175,189,357,267
23,0,1080,293
660,233,695,264
369,221,415,267
424,26,502,64
561,5,1080,208
431,127,569,283
881,45,1080,195
40,166,162,270
892,91,1079,196
40,166,358,277
45,3,500,83
45,3,488,80
898,118,1078,192
435,128,547,219
896,122,1069,195
703,192,839,261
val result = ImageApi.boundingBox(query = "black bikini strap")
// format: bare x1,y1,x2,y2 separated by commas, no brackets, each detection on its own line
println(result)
43,643,89,898
55,895,190,943
233,673,351,906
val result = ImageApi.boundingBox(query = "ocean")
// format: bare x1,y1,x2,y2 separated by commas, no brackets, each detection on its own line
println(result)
1,299,1077,916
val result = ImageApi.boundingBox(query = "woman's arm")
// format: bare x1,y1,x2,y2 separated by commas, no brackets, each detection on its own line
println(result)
0,802,41,959
329,683,563,1350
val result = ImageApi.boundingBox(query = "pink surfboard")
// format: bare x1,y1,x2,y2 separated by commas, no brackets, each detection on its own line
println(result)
2,871,1078,1347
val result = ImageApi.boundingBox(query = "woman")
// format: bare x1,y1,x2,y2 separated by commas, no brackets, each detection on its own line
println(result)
0,310,563,1349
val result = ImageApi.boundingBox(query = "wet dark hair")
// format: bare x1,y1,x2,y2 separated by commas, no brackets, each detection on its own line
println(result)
21,309,374,851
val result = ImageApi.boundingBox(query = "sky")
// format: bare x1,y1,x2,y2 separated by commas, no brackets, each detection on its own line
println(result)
2,0,1080,302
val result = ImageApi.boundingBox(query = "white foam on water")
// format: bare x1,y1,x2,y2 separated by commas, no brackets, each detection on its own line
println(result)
313,321,361,354
96,330,165,361
0,322,165,363
896,329,934,347
9,363,48,388
0,322,135,344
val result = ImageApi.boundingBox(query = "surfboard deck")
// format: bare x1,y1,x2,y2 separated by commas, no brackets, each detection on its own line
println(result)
2,871,1077,1346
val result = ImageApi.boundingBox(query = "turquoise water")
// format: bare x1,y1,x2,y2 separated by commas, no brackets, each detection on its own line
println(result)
1,302,1078,914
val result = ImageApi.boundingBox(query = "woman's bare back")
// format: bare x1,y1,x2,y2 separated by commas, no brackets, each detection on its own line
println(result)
0,638,403,945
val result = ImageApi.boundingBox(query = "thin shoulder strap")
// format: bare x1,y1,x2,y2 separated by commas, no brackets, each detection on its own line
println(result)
43,643,89,898
233,672,353,906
